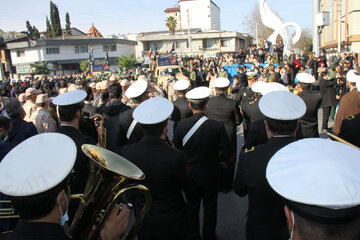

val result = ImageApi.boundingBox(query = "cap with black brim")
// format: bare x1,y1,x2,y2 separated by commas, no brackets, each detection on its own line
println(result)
185,87,211,103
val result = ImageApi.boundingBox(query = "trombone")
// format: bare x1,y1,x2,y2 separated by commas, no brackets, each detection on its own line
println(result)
0,200,19,219
324,130,360,150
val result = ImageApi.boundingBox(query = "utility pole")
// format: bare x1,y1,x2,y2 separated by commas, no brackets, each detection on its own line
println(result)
337,0,342,54
256,24,259,48
187,9,192,55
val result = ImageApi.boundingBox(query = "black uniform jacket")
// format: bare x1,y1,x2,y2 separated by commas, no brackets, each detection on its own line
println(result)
207,94,242,146
173,113,234,186
338,113,360,148
57,126,95,221
298,90,322,138
242,94,264,124
233,136,295,240
319,77,337,107
171,96,193,127
243,119,267,149
117,107,144,147
121,136,187,239
0,220,71,240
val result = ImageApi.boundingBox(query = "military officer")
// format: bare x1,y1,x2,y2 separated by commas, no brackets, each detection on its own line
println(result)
233,91,306,240
173,87,233,240
121,97,187,240
0,133,129,240
171,79,193,130
295,73,322,138
266,138,360,240
53,90,96,221
117,79,148,147
23,88,40,122
30,94,57,133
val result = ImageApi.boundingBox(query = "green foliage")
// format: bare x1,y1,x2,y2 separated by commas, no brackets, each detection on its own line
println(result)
166,16,177,35
26,21,34,37
30,62,50,75
50,1,62,37
25,21,40,40
65,12,71,35
117,54,135,70
80,60,89,73
46,16,52,38
32,26,40,40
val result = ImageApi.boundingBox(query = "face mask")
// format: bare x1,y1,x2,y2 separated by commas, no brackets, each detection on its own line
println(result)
57,192,69,226
289,211,295,240
2,135,8,142
254,70,258,74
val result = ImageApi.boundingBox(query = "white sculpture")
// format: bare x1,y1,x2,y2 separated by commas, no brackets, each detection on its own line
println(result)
259,0,302,57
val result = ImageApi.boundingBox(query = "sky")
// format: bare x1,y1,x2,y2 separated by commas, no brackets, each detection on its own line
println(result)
0,0,313,37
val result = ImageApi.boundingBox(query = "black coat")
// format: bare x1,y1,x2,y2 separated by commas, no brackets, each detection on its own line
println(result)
0,221,71,240
171,96,193,128
243,119,267,149
319,77,337,107
207,94,242,147
338,113,360,148
116,107,144,148
298,90,322,138
233,136,295,240
173,113,234,186
121,137,187,239
102,99,131,152
242,94,264,124
7,118,38,148
57,126,95,221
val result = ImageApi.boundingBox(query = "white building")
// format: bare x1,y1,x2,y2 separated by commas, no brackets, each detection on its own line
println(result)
165,0,221,32
6,36,136,75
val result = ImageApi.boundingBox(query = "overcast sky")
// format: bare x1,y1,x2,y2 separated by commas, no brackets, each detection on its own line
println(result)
0,0,312,36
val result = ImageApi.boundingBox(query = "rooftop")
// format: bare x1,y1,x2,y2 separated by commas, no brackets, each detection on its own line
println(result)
87,25,103,37
164,7,180,13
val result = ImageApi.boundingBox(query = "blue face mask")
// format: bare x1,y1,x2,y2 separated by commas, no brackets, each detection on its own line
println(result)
2,136,8,142
58,193,69,226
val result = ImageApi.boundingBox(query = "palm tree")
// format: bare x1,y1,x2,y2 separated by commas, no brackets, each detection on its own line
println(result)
166,16,177,35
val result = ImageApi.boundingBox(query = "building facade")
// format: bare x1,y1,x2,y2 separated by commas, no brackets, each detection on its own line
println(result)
165,7,182,30
6,36,136,76
313,0,360,53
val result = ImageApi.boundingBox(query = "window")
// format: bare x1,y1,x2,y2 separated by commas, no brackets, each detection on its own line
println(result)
75,45,88,53
46,47,60,54
103,44,116,52
203,39,217,48
16,50,25,57
175,41,181,49
221,39,230,47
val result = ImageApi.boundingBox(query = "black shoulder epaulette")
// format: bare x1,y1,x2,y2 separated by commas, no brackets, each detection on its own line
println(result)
346,115,355,120
245,146,255,153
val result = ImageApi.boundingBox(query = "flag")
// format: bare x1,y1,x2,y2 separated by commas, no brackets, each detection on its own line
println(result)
170,42,175,53
105,51,109,64
149,48,153,58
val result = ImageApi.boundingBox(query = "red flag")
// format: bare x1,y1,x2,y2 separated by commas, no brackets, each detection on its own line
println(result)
149,48,153,58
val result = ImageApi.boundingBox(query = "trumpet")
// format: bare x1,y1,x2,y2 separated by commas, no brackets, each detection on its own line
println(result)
69,144,152,240
0,200,19,219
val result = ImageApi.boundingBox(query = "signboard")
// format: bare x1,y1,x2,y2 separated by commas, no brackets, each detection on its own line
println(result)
92,64,105,72
157,57,177,67
95,60,106,65
16,65,31,74
47,63,54,70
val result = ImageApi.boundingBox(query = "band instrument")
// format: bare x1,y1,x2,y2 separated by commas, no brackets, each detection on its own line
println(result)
90,114,107,148
69,144,152,240
0,200,18,219
324,130,360,151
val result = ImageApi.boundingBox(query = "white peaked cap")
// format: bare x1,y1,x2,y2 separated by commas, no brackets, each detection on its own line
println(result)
173,80,190,91
185,87,211,100
296,72,316,83
267,138,360,209
133,97,174,124
259,91,306,120
213,78,230,88
125,79,148,99
53,90,87,106
0,133,77,196
251,81,268,94
262,82,289,96
346,69,360,83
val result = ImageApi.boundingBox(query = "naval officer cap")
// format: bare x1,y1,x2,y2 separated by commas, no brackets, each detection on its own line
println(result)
296,72,316,83
0,133,77,196
346,69,360,83
52,89,87,106
173,79,190,91
213,78,230,88
251,81,268,94
133,97,174,125
125,79,148,99
185,87,211,102
246,72,257,79
259,91,306,120
266,138,360,224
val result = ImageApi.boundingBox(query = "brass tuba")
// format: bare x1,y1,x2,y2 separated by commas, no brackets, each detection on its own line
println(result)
69,144,152,240
90,114,107,148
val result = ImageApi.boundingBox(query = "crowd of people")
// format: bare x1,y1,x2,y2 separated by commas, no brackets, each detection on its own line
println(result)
0,45,359,240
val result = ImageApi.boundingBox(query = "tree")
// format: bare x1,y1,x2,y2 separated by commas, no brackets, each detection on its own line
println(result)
117,54,135,70
26,21,34,38
243,3,282,45
50,1,62,37
80,60,90,73
30,62,50,75
65,12,71,35
46,16,52,38
291,28,313,53
32,26,40,40
166,16,177,35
